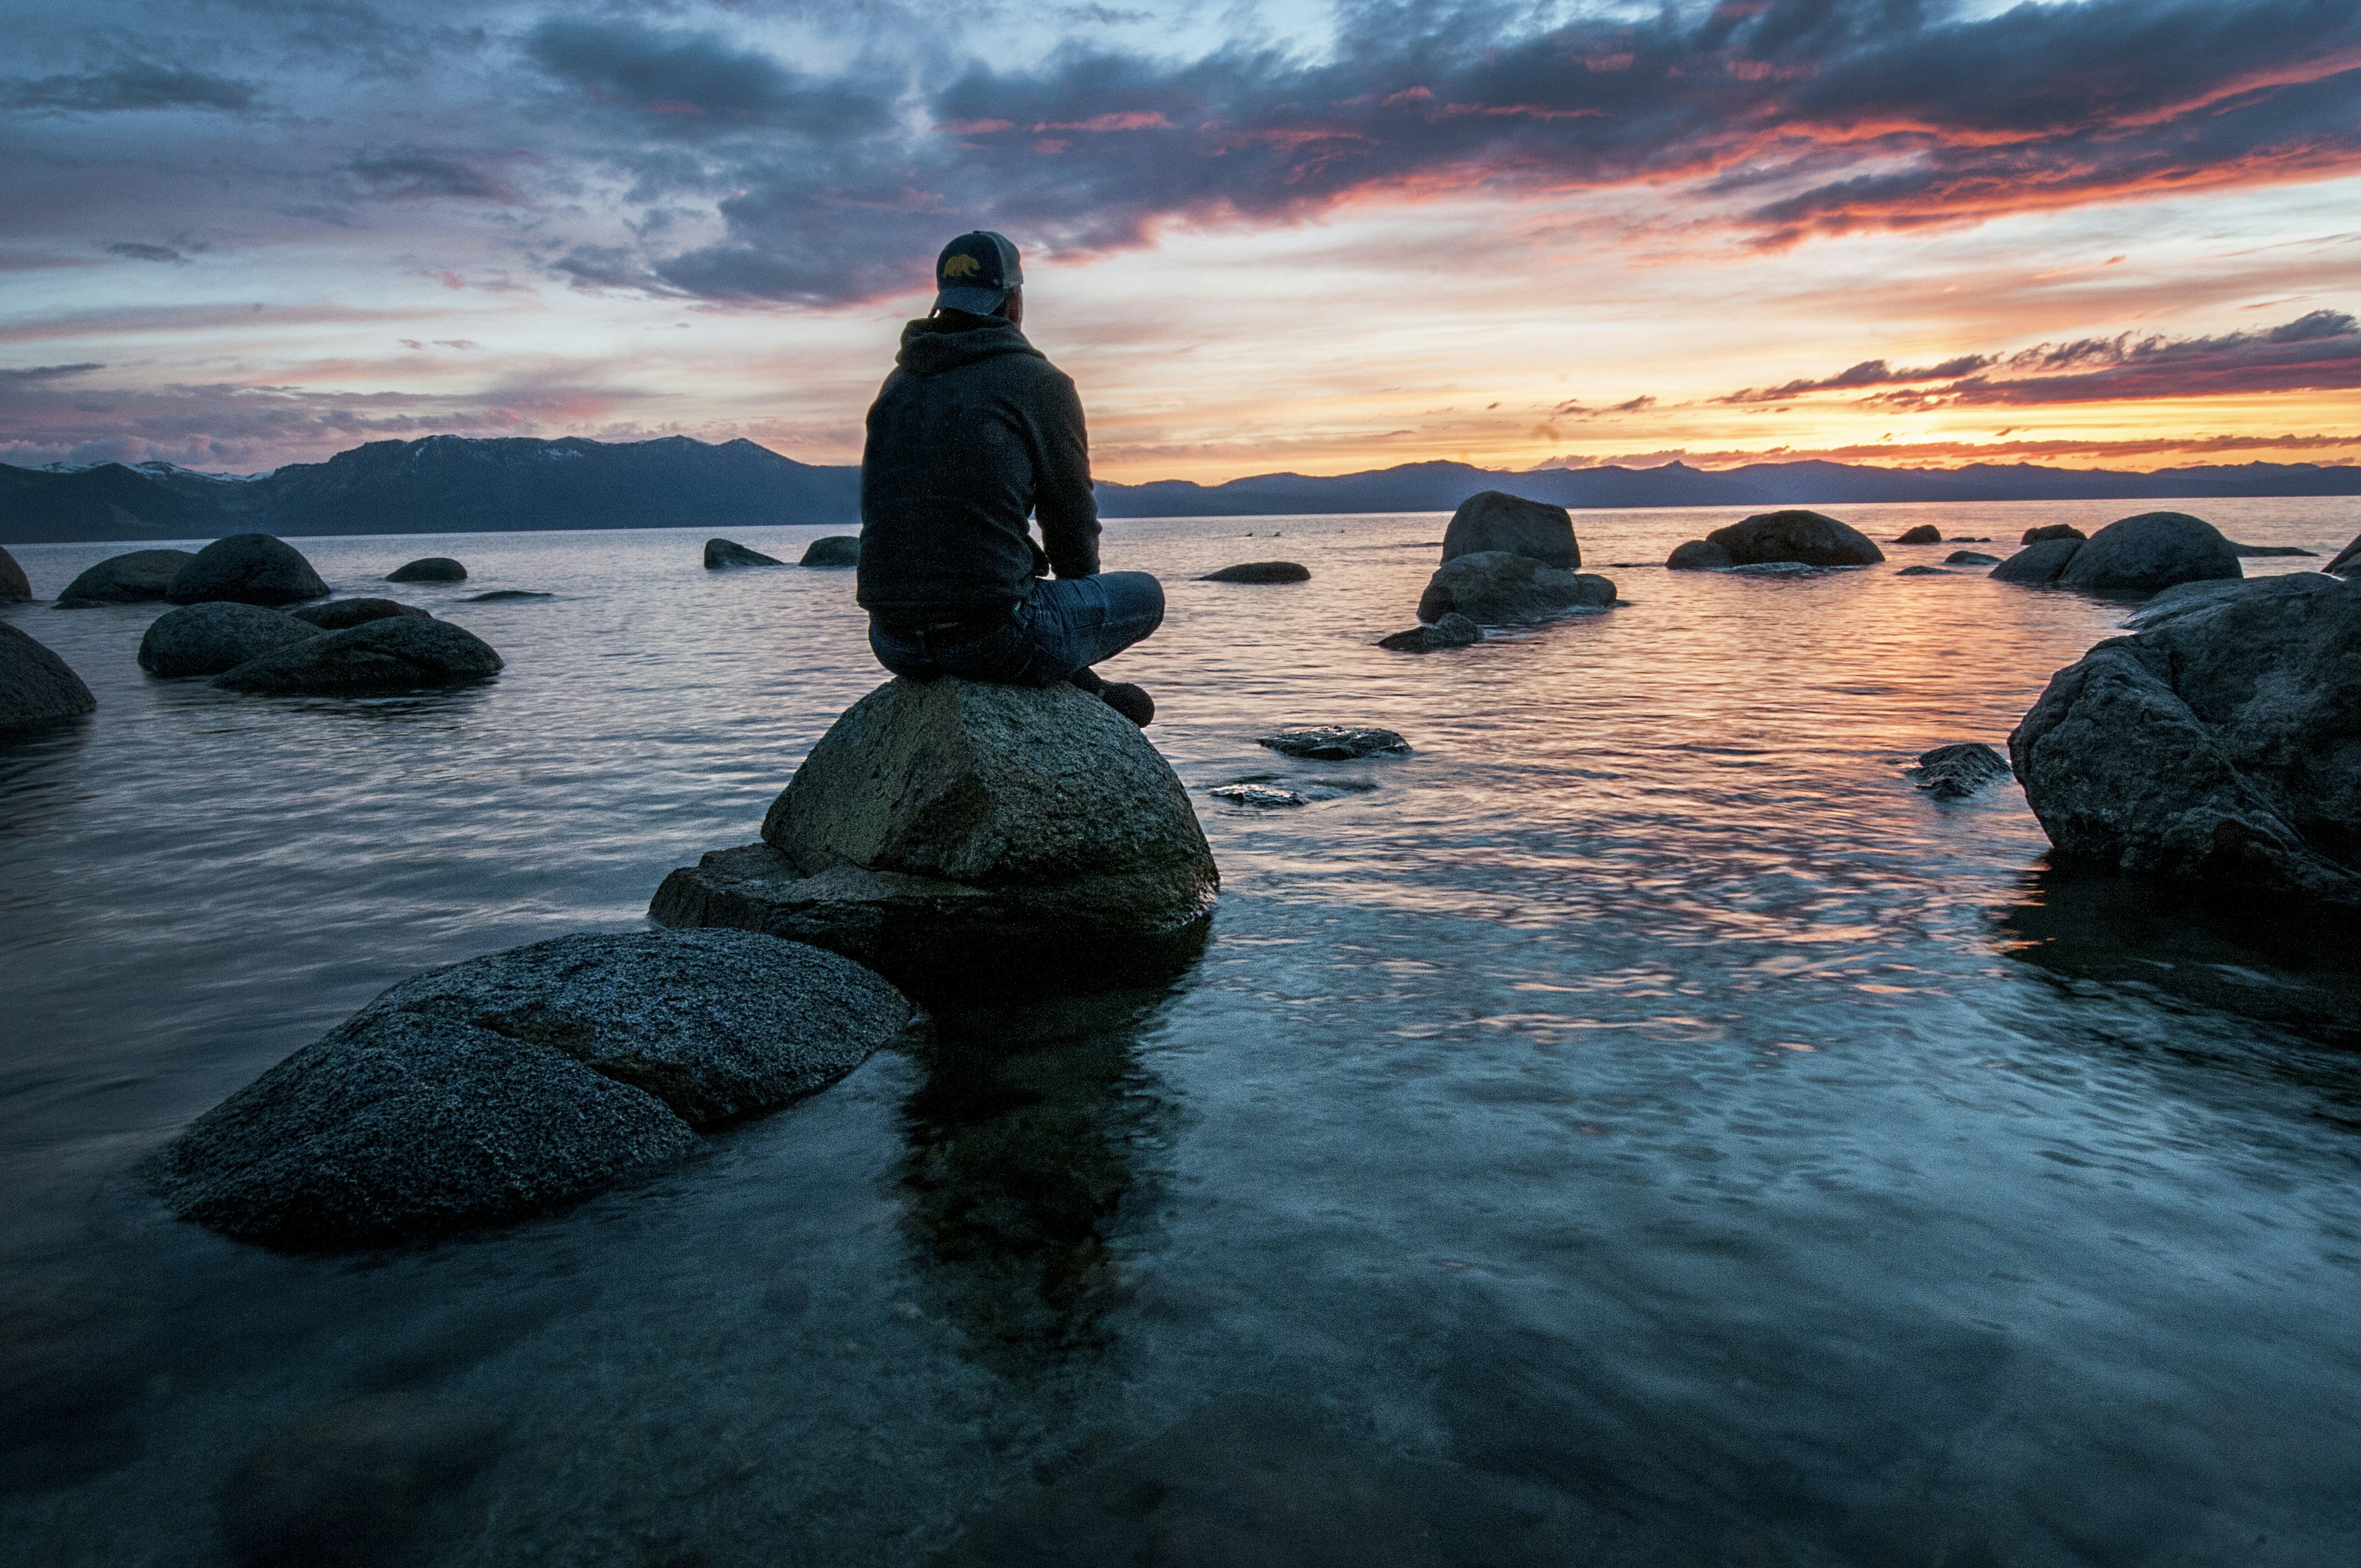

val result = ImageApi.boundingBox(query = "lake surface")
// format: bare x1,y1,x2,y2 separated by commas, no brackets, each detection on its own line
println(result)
4,500,2359,1567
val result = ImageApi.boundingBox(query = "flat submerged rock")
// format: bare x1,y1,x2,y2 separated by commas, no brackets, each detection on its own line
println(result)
154,929,911,1249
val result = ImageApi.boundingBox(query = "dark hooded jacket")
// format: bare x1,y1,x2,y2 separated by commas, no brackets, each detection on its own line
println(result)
856,313,1100,625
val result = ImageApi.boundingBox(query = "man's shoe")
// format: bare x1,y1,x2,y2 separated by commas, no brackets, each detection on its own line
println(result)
1098,682,1154,727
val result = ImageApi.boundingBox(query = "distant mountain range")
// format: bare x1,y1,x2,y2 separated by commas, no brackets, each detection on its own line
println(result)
3,434,2355,546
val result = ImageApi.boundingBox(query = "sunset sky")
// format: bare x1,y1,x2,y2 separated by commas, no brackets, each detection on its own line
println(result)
3,0,2357,481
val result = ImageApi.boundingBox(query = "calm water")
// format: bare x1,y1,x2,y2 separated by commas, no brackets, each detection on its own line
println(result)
4,500,2359,1567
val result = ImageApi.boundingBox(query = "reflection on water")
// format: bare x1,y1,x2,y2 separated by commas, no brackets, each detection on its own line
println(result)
2,501,2359,1566
900,987,1183,1376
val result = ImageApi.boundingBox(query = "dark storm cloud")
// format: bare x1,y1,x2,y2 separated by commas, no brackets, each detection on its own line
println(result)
1734,309,2361,409
0,363,104,383
526,18,894,138
605,0,2361,303
1,61,256,114
104,242,191,264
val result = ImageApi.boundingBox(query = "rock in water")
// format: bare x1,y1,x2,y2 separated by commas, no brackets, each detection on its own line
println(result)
649,678,1219,993
1210,783,1308,808
463,590,550,602
1897,565,1952,576
165,535,329,607
215,617,501,694
289,598,433,631
154,929,909,1248
705,538,783,569
2229,542,2316,557
1417,552,1614,624
1377,612,1483,652
55,549,197,607
1667,539,1735,571
1989,537,2084,585
1440,491,1577,569
1946,551,2001,565
385,557,466,583
1908,742,2011,799
0,545,30,603
1200,561,1309,583
2325,533,2359,577
1258,726,1409,760
2056,511,2240,595
140,603,323,677
1707,510,1885,567
2022,524,2086,546
0,622,97,731
1894,524,1943,545
799,536,861,568
2009,574,2361,910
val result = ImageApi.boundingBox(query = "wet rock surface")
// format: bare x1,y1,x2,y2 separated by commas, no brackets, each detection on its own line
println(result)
215,616,502,694
55,548,197,607
1707,509,1885,567
799,536,861,567
289,598,432,631
704,538,783,569
1440,489,1578,569
1258,726,1409,760
1667,538,1735,571
140,602,323,677
155,929,908,1248
1,621,97,730
165,535,329,607
1209,782,1308,808
385,557,467,583
1417,552,1614,624
2056,511,2240,595
1378,612,1483,652
1199,560,1309,583
2326,533,2359,576
651,678,1218,993
1908,742,2012,798
2009,573,2361,910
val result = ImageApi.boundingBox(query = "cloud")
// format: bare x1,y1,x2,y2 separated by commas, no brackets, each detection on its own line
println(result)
1724,353,1994,402
0,362,104,383
104,242,191,264
1,62,255,114
343,152,520,203
1531,431,2361,471
526,18,893,139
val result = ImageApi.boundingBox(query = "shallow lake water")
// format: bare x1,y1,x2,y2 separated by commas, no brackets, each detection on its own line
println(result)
3,500,2359,1567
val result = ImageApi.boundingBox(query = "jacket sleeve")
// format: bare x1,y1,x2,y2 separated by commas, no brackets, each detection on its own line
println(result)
1029,369,1101,579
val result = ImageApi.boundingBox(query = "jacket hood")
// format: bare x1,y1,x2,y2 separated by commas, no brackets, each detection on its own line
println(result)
895,314,1044,379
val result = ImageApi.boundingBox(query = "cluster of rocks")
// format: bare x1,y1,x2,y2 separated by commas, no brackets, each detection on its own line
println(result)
651,676,1220,993
1667,509,1886,570
1378,491,1616,648
1988,511,2241,592
153,929,913,1248
705,536,862,569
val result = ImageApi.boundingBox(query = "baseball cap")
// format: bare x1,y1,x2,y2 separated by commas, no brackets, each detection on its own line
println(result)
933,230,1022,315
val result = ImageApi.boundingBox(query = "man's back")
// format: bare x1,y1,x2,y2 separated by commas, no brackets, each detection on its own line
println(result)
856,312,1098,623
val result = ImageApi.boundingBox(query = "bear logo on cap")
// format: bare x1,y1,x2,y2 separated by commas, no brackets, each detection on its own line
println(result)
942,255,981,279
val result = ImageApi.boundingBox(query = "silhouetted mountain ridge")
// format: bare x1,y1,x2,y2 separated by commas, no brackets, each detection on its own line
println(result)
2,435,2353,545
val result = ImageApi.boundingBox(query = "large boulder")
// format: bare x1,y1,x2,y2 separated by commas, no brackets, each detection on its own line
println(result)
54,549,196,607
165,535,329,606
216,616,502,694
2055,511,2239,595
139,602,323,677
2326,533,2359,578
705,538,782,569
650,678,1218,993
2009,573,2361,910
153,929,910,1249
1893,524,1943,545
290,598,433,631
1440,491,1577,569
0,622,97,731
1667,539,1734,571
0,545,29,603
385,557,466,583
1988,537,2084,585
799,536,861,568
1416,551,1614,625
1706,510,1884,567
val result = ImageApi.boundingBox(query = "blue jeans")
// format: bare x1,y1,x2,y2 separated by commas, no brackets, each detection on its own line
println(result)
869,571,1165,686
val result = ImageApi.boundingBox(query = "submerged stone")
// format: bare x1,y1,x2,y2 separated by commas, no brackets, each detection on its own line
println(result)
1908,742,2012,799
1210,783,1308,808
650,678,1218,994
1200,561,1309,583
1258,726,1409,760
1378,612,1483,652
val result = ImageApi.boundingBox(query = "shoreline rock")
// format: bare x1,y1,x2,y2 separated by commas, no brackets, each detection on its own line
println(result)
651,678,1218,994
55,549,197,608
1,622,97,731
1440,491,1577,569
2326,533,2359,577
